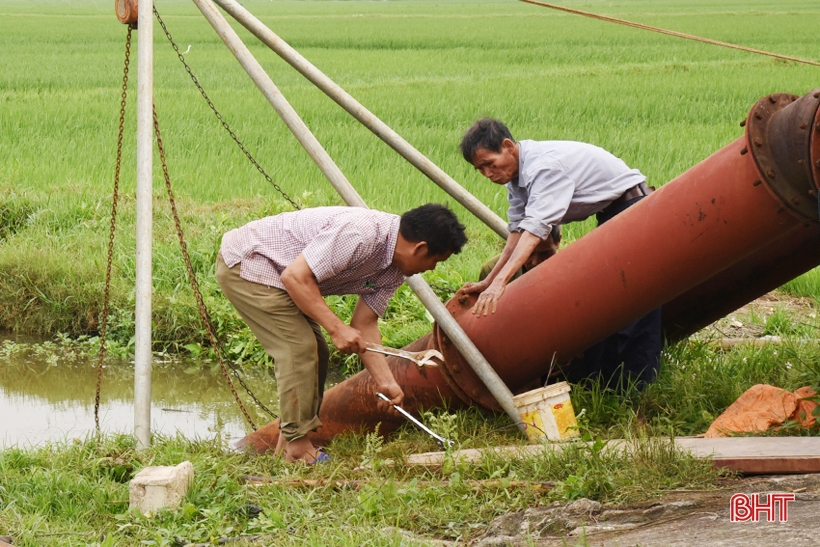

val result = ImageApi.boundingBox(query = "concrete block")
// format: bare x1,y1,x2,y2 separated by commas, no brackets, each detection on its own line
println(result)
129,461,194,515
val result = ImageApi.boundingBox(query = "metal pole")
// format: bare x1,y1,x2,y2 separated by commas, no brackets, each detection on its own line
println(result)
212,0,509,239
406,276,524,431
191,0,364,207
191,0,524,432
134,0,154,449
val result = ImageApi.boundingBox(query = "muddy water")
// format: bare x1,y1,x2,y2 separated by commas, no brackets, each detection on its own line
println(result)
0,336,285,448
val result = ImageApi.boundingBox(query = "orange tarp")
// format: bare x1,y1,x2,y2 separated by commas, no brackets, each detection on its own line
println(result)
705,384,817,438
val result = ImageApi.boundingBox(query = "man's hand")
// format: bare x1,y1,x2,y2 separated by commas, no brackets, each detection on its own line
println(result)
466,231,542,317
472,278,506,317
350,298,406,418
375,381,405,417
329,324,367,354
456,278,491,297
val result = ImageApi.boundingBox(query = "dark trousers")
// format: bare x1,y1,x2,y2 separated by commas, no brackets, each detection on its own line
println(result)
564,196,662,391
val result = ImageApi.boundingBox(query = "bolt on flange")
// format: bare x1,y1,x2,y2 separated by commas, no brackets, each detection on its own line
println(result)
745,91,820,222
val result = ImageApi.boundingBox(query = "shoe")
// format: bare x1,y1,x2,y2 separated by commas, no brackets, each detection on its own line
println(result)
309,451,331,465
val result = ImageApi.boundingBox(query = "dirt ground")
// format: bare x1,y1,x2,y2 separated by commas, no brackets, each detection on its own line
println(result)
471,473,820,546
698,291,817,340
468,292,820,546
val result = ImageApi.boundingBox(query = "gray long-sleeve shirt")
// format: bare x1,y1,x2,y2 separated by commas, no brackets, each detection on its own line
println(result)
508,140,646,239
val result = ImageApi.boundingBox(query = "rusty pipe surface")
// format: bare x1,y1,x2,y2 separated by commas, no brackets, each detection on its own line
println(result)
663,223,820,342
663,91,820,341
238,90,820,449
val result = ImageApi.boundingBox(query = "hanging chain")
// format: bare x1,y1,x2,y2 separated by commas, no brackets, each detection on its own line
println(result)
153,102,287,429
96,26,133,432
153,6,301,211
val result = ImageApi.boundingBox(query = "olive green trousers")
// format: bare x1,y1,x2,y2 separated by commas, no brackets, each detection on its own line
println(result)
216,254,329,441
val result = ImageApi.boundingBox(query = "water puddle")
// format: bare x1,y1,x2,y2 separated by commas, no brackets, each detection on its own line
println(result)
0,336,288,448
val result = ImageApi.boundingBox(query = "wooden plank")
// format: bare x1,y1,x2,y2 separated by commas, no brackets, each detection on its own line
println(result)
402,437,820,474
674,437,820,474
240,476,555,493
403,444,548,466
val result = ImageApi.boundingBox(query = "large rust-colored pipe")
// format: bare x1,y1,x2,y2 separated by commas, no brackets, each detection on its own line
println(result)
663,223,820,342
433,91,820,410
237,90,820,451
662,92,820,341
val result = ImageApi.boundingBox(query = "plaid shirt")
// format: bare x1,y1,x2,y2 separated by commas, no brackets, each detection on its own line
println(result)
220,207,406,316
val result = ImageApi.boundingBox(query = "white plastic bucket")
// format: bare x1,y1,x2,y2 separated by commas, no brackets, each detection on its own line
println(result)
512,381,579,441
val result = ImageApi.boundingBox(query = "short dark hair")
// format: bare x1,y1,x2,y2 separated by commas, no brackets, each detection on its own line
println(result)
400,204,467,256
459,118,515,163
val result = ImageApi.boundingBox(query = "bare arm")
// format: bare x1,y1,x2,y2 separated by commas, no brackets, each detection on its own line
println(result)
471,230,541,317
280,254,366,354
458,232,522,297
350,298,404,415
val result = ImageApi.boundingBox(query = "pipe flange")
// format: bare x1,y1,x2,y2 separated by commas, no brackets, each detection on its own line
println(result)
433,296,502,411
746,91,820,222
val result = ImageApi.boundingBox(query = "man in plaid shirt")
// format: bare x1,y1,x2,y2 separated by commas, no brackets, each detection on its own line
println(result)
217,204,467,463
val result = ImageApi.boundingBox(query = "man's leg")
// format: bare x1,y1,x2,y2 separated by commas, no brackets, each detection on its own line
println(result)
617,308,662,389
564,335,619,385
308,317,330,415
216,254,323,462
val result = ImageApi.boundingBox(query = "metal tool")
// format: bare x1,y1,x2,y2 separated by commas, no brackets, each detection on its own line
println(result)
365,342,443,367
377,393,454,447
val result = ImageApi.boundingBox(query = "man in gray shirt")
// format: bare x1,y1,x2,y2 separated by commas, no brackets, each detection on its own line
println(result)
457,118,660,390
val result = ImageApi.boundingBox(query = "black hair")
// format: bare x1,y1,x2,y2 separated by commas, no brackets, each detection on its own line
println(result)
400,204,467,256
459,118,515,163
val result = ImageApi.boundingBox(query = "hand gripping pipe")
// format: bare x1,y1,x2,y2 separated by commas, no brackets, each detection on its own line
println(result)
237,89,820,450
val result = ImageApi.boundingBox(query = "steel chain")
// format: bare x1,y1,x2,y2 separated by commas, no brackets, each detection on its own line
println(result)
152,102,287,430
152,6,281,425
153,6,301,211
96,26,132,433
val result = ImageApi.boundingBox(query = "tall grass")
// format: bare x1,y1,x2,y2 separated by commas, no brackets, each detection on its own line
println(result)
570,338,820,436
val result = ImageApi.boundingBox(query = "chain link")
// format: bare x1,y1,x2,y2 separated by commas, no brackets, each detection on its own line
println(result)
96,26,132,433
153,6,301,211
